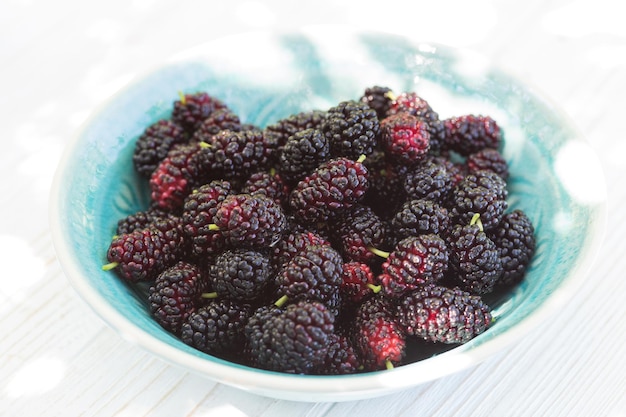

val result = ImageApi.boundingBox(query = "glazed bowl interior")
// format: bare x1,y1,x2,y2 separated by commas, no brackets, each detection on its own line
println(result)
50,26,606,402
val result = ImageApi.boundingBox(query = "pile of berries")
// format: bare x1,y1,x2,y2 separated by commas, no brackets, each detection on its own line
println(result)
103,88,536,374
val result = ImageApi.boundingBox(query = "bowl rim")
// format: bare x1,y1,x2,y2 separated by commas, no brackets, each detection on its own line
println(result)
49,26,608,401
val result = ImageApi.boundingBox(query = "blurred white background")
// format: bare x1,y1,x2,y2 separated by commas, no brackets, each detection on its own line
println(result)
1,1,624,416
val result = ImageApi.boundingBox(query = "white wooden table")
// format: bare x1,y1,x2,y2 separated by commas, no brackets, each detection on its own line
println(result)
1,1,625,416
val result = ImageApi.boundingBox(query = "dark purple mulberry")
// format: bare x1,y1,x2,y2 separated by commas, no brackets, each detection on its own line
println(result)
447,220,503,294
182,180,233,256
444,114,501,156
314,333,361,375
360,85,393,120
209,249,272,302
289,157,369,222
248,301,335,374
148,261,207,335
213,193,287,248
181,299,252,355
353,296,405,370
133,119,187,178
403,159,455,204
204,129,276,180
449,170,508,231
191,108,242,141
391,199,451,239
115,205,171,235
386,92,445,155
380,112,430,165
172,91,227,133
490,209,536,286
395,285,492,344
278,128,331,184
243,305,281,366
105,216,185,282
379,234,449,297
466,148,509,179
331,205,386,265
263,109,327,152
241,171,290,207
339,262,379,307
149,142,212,211
321,100,380,159
271,230,331,268
275,244,344,316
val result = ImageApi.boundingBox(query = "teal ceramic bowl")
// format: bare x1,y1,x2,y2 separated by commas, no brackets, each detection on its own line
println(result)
50,27,606,402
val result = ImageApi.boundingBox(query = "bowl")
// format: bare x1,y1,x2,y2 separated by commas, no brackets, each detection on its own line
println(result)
49,26,607,402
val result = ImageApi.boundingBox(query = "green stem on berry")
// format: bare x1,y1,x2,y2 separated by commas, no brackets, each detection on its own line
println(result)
274,295,289,308
208,224,220,231
178,91,186,105
102,262,119,271
368,246,390,259
356,154,367,164
367,283,382,294
201,292,218,299
470,213,484,232
384,91,396,102
199,141,212,149
385,360,394,370
269,167,276,176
